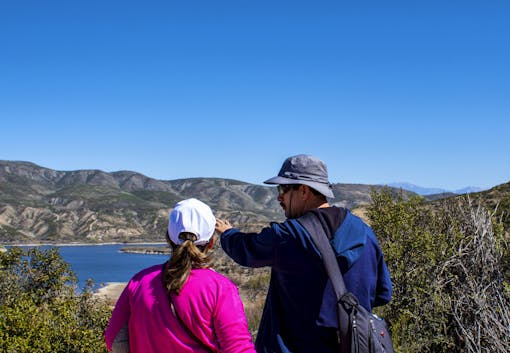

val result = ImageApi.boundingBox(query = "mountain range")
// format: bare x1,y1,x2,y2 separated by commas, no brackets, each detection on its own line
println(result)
385,182,485,196
0,160,408,243
1,160,507,244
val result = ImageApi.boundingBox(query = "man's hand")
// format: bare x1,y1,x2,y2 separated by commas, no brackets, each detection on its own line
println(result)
215,219,233,234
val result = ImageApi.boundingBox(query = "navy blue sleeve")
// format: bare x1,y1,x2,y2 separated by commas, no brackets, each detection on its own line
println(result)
374,251,392,307
220,225,288,268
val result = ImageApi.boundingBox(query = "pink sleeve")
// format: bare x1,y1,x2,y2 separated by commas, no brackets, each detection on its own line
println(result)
213,282,256,353
104,284,131,351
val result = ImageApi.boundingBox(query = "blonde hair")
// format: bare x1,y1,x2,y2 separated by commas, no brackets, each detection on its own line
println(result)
163,232,213,295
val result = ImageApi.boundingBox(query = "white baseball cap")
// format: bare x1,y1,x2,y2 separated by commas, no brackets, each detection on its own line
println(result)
168,198,216,246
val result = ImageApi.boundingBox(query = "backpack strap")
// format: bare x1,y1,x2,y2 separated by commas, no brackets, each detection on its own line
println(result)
298,211,358,350
169,294,216,353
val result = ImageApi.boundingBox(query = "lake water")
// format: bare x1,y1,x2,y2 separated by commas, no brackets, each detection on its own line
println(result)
9,244,169,290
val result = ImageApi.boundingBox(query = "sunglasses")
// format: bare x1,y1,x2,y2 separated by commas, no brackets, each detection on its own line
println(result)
277,184,296,196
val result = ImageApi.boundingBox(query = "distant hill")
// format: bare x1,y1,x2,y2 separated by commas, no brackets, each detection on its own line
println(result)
428,180,510,233
385,182,448,195
385,182,485,196
0,160,413,244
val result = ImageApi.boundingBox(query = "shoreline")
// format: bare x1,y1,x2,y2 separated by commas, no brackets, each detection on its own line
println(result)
120,246,171,255
95,282,128,304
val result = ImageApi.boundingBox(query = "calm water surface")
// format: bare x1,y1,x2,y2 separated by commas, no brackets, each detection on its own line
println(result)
11,244,169,290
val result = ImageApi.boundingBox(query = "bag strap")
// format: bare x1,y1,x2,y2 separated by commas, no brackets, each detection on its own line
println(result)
298,211,348,298
169,295,216,353
298,211,358,350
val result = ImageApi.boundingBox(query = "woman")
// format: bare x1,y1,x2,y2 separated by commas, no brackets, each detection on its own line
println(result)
105,198,255,353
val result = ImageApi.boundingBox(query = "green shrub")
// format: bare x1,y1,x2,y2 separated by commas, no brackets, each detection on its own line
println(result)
0,247,110,353
369,189,510,353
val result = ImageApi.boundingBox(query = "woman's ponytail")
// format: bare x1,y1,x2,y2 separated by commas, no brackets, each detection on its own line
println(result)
163,232,212,295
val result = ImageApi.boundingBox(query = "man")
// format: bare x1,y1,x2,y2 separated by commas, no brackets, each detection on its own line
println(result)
215,154,392,353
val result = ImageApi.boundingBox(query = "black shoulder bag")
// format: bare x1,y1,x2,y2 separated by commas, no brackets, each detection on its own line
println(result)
298,212,395,353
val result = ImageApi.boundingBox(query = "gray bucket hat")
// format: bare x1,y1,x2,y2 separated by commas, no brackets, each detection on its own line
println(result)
264,154,335,198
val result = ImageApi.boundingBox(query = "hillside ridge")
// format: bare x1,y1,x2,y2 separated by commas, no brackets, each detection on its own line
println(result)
3,160,506,244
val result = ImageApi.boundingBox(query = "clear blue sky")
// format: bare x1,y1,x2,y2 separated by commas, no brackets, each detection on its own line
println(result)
1,0,509,191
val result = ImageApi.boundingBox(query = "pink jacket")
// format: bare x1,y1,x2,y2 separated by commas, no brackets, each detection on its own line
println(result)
105,264,255,353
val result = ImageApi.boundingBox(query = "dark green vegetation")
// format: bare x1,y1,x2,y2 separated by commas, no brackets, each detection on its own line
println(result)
0,247,110,353
369,189,510,353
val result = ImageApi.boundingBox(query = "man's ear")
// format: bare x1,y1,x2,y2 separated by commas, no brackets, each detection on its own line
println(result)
300,184,313,200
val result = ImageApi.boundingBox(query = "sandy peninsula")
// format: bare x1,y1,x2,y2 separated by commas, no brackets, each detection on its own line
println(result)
96,282,127,305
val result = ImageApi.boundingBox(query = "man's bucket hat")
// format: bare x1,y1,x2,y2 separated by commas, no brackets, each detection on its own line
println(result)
264,154,335,198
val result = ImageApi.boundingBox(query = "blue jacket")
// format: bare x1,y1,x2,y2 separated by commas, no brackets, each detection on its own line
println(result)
221,207,392,353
